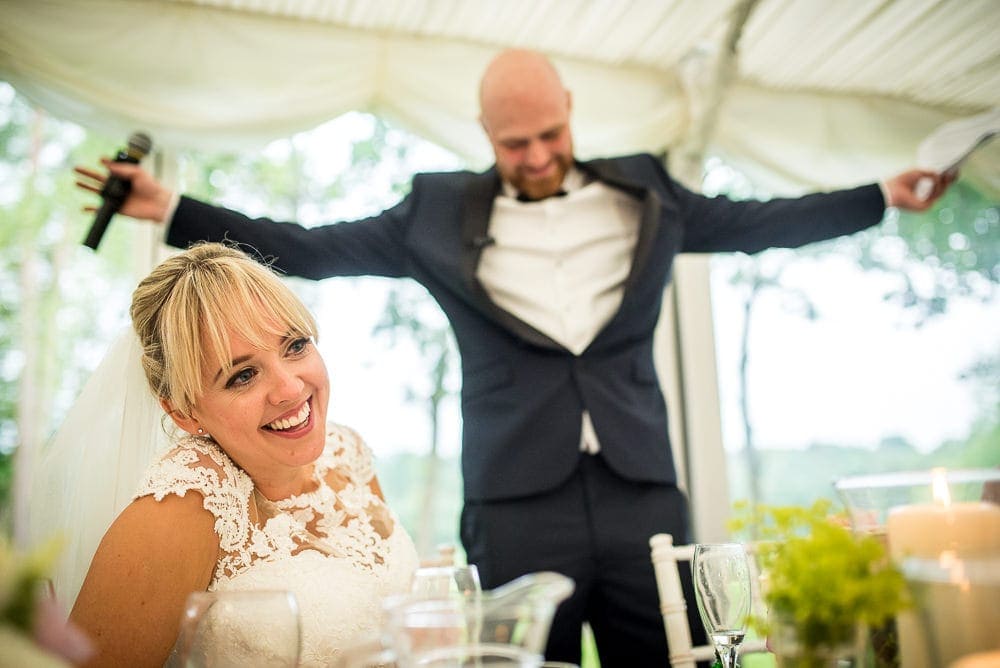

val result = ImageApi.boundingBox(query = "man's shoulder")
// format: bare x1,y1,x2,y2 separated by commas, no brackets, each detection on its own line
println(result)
581,152,664,172
413,167,495,188
578,152,675,191
406,168,500,206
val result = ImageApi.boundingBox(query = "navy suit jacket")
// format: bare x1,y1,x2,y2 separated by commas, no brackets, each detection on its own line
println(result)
168,153,885,502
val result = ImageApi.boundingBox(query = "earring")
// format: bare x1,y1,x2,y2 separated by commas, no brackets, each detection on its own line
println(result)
197,428,205,434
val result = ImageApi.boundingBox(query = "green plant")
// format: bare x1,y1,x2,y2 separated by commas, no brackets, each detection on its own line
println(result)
0,535,61,632
729,499,908,661
0,535,99,665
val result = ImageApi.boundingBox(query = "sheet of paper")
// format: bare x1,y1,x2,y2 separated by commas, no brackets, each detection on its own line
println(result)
916,108,999,173
913,108,998,200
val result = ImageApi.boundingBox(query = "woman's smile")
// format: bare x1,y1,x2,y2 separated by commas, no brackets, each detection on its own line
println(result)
264,397,314,436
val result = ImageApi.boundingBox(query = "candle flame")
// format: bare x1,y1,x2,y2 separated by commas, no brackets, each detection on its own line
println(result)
931,467,952,507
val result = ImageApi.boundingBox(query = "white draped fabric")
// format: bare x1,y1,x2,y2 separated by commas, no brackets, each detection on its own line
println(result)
1,0,997,194
28,329,172,607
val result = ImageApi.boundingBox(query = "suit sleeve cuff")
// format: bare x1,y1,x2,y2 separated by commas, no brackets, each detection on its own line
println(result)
878,180,894,209
161,190,182,240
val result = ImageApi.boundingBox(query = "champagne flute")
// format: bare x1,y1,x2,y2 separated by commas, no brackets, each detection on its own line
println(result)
172,590,301,667
692,544,752,668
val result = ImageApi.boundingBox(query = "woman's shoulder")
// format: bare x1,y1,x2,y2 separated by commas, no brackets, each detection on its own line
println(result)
135,436,254,505
118,488,218,536
135,437,256,553
72,491,218,667
93,492,220,585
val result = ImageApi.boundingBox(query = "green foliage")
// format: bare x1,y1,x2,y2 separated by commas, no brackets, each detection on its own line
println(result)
0,450,12,529
729,500,908,656
1,84,141,535
0,535,61,632
706,156,999,513
726,408,1000,510
866,182,999,322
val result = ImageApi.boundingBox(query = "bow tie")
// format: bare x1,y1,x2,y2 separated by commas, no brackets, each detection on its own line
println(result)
516,189,568,203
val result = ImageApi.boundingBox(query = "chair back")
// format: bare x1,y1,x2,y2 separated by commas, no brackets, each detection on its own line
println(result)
649,533,769,668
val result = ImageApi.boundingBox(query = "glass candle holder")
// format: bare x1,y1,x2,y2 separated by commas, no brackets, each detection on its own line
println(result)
834,468,1000,668
901,555,1000,668
834,468,1000,545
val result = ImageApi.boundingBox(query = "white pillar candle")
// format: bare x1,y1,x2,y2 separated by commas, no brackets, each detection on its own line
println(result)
885,471,1000,668
887,500,1000,560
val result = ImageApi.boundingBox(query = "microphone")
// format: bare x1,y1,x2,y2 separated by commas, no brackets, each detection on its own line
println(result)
83,132,153,250
470,235,496,249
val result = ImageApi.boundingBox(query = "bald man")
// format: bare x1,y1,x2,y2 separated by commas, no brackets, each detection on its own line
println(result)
77,49,952,665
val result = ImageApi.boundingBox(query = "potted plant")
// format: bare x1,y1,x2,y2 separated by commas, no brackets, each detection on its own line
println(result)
729,499,908,668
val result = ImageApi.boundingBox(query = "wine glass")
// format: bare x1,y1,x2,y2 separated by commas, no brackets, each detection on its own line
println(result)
692,544,752,668
171,590,301,667
411,564,481,599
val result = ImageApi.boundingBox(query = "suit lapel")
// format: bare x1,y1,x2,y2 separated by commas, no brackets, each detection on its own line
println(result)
460,169,566,351
579,159,663,291
460,169,499,284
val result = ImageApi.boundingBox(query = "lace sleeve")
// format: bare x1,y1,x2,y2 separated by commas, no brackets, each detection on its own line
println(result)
135,438,254,552
325,423,375,485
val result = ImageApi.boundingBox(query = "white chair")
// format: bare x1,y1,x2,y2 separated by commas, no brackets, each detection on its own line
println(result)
420,543,457,568
649,533,769,668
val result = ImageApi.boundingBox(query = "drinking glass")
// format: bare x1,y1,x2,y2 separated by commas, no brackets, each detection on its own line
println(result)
411,564,481,599
692,544,752,668
411,643,541,667
385,570,572,664
172,590,301,667
389,565,482,661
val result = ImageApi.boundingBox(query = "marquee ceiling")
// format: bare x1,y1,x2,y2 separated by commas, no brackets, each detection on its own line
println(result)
2,0,998,193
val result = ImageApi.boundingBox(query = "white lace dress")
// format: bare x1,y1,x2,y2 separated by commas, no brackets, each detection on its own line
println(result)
136,423,419,667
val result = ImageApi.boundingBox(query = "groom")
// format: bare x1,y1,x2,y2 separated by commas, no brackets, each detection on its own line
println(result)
77,48,952,665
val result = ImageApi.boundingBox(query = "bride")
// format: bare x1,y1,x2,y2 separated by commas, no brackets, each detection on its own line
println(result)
47,242,418,666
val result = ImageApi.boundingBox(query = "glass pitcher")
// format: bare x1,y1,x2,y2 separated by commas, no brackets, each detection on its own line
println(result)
338,571,574,667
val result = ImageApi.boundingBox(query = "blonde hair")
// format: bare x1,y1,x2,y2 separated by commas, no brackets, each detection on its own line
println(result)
130,242,318,416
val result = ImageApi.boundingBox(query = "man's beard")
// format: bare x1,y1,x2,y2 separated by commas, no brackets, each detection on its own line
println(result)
509,154,571,201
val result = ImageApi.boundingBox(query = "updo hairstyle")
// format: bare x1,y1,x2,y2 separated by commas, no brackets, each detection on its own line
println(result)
130,242,318,416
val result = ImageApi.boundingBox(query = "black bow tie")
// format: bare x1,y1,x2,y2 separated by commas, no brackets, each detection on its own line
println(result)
516,189,568,203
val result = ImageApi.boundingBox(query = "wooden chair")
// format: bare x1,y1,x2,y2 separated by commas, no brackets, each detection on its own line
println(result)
649,533,769,668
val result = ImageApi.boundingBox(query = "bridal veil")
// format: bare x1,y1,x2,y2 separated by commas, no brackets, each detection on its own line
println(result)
29,327,172,611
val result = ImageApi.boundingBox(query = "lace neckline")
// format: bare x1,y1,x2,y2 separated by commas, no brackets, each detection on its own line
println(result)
136,423,398,583
270,459,329,509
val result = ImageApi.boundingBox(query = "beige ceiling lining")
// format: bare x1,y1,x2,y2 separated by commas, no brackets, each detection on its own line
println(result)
1,0,996,195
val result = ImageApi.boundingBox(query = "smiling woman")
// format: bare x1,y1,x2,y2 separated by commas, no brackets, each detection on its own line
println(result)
133,244,331,497
61,242,419,667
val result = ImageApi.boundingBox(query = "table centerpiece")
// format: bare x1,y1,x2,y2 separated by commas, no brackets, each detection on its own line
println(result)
729,499,909,668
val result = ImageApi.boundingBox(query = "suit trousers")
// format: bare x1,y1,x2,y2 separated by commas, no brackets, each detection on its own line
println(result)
460,453,705,666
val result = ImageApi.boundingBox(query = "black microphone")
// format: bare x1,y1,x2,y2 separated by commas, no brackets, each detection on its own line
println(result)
471,235,496,249
83,132,153,250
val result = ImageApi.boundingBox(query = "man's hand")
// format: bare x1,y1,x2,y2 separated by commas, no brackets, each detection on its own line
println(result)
74,158,174,223
883,169,957,212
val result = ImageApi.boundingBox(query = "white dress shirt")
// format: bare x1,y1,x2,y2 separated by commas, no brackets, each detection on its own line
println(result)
476,167,642,452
